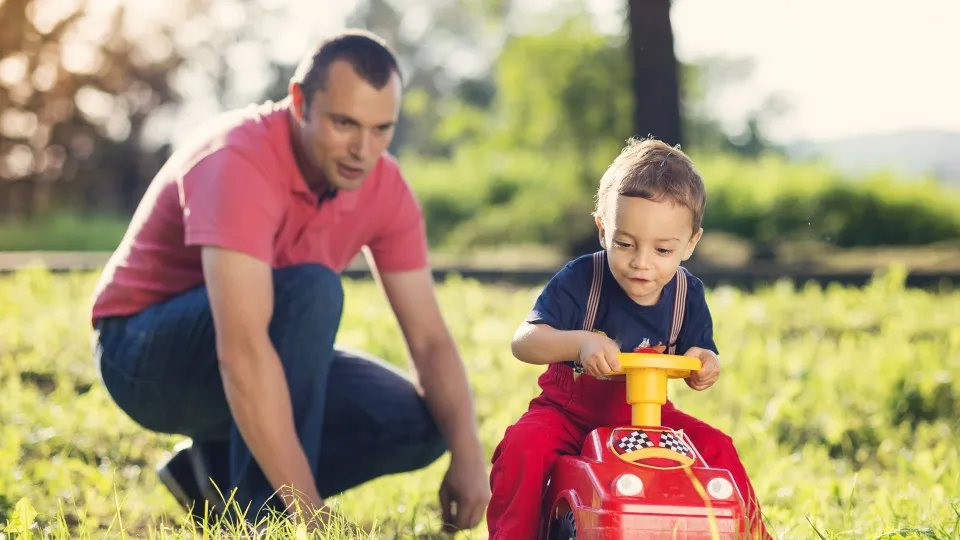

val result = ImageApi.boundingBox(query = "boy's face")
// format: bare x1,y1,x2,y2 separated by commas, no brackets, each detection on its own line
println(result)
596,194,703,306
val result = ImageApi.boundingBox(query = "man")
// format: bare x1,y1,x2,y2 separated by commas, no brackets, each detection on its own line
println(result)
89,29,490,532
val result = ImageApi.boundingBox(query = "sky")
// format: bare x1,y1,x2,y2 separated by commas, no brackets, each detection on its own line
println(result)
667,0,960,142
138,0,960,147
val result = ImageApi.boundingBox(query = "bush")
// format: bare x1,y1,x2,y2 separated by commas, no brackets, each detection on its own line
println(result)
401,149,960,255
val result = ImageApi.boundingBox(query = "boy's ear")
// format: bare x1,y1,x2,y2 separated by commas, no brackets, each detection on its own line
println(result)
595,215,607,249
682,228,704,260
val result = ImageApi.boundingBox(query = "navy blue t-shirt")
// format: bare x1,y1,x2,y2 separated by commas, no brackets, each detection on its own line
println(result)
525,252,718,360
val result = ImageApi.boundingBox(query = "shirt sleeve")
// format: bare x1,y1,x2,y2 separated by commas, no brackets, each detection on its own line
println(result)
179,149,284,264
366,163,429,273
525,260,588,331
675,272,719,355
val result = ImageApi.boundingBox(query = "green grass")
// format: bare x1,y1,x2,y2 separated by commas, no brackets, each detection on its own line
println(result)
1,264,959,538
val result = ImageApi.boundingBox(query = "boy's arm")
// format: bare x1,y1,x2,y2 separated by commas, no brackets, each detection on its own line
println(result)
677,275,721,391
511,259,621,374
511,260,587,364
511,322,596,365
685,347,720,390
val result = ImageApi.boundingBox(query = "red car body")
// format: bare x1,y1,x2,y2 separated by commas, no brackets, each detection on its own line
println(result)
541,426,749,540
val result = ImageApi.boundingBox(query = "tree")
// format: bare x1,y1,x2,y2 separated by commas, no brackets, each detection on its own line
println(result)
626,0,682,147
0,0,223,219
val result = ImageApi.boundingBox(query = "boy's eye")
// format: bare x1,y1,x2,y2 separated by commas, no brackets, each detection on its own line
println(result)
613,240,632,248
656,248,674,255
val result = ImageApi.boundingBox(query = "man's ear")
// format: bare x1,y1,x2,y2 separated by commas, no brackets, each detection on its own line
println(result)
682,228,704,261
289,82,305,122
595,215,607,249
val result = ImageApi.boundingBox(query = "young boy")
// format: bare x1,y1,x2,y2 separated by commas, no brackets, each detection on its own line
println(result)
487,138,770,539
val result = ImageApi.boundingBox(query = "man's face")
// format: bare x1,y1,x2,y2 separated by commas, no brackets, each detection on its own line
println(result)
596,194,702,306
292,59,401,191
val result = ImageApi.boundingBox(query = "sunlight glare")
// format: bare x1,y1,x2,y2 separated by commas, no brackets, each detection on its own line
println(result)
28,0,83,35
75,86,115,125
210,0,246,31
31,58,58,92
1,109,39,139
5,145,35,179
0,54,28,87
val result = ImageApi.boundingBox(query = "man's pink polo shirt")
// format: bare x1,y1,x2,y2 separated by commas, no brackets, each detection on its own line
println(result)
89,99,428,326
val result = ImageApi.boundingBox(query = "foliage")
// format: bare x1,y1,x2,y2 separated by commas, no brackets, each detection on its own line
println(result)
1,265,959,538
395,19,960,256
2,149,960,257
0,212,128,252
399,146,960,256
0,0,199,217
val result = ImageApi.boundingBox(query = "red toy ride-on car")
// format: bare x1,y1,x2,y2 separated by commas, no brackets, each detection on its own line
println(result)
541,351,751,540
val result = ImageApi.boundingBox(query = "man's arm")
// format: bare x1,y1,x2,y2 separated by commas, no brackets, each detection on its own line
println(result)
201,247,327,522
373,265,490,531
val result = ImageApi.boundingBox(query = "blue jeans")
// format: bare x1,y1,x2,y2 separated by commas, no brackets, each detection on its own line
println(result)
92,264,446,518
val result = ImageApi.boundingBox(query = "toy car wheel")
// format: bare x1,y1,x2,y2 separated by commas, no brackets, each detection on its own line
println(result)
551,510,577,540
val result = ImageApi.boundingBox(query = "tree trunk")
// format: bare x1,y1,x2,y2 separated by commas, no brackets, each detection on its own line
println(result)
627,0,682,147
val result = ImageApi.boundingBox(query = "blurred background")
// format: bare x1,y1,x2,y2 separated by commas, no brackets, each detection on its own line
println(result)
1,0,959,284
2,3,960,536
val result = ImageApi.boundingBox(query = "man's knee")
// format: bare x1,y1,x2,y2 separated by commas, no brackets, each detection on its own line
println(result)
273,263,344,315
412,421,447,470
396,394,448,472
270,264,343,333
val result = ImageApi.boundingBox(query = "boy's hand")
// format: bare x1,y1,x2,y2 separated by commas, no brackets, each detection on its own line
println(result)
683,347,720,391
577,332,622,378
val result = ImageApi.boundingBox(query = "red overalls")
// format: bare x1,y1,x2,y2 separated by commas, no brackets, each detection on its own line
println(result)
487,253,771,539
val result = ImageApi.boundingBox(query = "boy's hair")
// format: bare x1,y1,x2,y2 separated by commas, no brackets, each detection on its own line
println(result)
593,138,706,232
290,29,402,117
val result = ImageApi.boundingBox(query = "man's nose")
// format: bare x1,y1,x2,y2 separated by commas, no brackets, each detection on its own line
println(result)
349,129,373,159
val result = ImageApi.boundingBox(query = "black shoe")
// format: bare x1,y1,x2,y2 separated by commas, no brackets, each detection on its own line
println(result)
158,440,222,522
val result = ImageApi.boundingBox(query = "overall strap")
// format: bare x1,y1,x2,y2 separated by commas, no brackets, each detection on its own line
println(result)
667,268,688,354
579,251,688,358
571,251,606,375
582,251,605,332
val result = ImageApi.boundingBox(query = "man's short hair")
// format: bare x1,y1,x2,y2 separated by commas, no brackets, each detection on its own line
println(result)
593,138,707,232
290,29,402,114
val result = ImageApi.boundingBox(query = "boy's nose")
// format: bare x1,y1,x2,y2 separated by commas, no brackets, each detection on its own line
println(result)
631,252,651,269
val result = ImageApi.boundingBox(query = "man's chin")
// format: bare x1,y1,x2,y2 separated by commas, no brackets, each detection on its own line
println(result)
330,176,367,191
330,165,373,188
330,162,372,188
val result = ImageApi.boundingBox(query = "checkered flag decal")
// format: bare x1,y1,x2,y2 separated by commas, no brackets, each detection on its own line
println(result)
616,430,655,453
658,431,691,456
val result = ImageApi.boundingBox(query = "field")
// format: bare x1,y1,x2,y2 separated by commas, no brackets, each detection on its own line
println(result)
1,264,959,539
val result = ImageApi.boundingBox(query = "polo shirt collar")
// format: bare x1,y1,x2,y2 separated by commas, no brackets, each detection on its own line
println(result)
291,176,361,212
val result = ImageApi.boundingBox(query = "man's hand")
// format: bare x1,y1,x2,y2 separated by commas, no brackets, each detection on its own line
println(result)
683,347,721,391
438,452,491,533
577,332,622,378
375,264,490,532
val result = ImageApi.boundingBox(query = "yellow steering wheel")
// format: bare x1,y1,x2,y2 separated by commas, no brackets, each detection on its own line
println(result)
607,352,702,428
606,353,702,467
